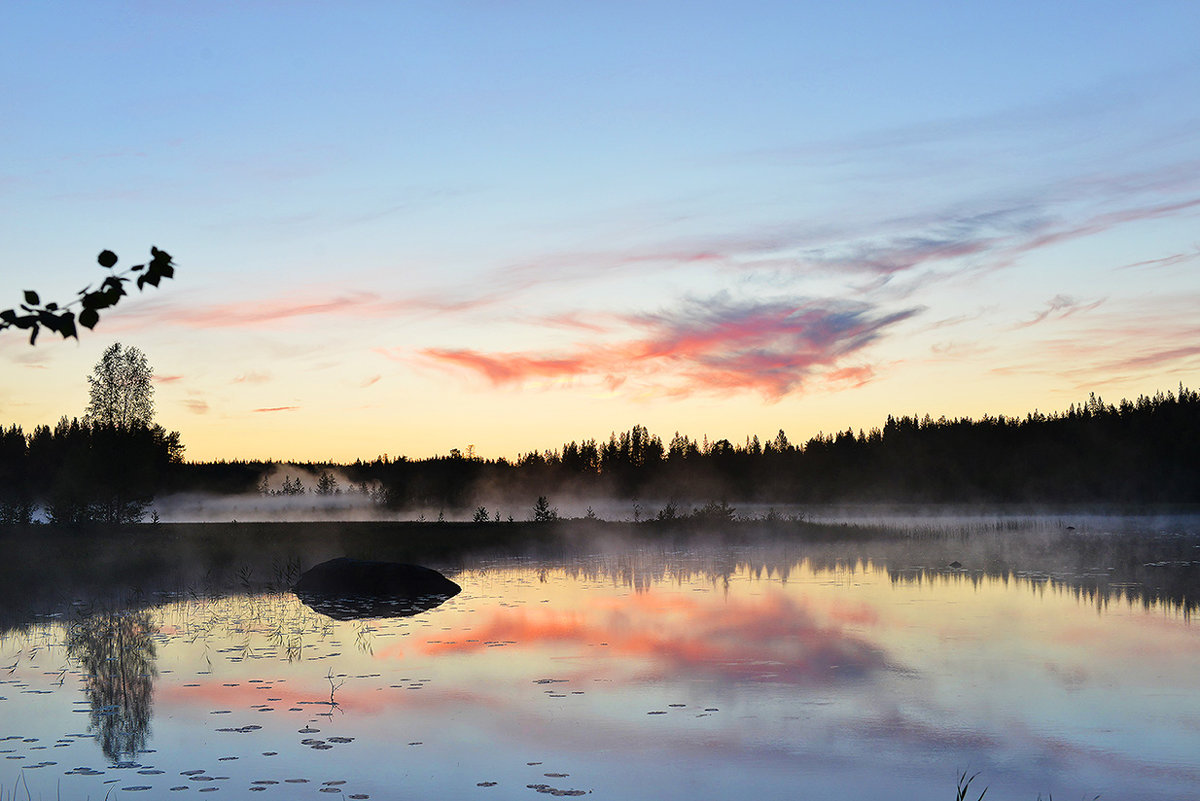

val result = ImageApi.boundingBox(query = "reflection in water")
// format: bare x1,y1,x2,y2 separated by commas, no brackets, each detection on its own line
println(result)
2,528,1199,800
66,610,158,761
295,590,456,620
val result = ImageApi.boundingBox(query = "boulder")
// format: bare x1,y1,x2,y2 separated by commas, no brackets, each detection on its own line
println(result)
293,557,461,620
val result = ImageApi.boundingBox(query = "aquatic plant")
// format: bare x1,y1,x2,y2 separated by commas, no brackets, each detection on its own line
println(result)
690,500,736,521
955,770,987,801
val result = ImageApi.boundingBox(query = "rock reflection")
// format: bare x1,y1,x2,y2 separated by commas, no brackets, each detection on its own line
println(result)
295,591,456,621
66,610,158,761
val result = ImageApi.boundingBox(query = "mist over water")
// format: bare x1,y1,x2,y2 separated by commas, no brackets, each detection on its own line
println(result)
148,478,1200,537
150,491,395,523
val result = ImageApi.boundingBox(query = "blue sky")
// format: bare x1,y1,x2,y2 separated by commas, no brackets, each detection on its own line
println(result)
2,2,1198,461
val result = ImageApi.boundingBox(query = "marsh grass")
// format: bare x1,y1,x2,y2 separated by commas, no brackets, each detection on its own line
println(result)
956,770,988,801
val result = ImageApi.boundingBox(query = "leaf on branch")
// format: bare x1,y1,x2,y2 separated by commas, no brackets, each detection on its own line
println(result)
37,310,60,332
7,245,176,344
57,311,77,340
35,310,77,340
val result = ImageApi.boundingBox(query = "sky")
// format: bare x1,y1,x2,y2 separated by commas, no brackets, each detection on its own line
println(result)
2,1,1199,462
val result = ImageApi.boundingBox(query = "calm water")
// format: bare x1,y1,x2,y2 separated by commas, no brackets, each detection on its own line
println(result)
2,526,1199,800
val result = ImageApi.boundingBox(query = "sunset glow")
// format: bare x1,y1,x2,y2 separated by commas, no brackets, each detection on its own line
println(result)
2,3,1197,461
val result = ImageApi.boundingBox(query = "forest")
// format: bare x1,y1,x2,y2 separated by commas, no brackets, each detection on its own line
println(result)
0,418,182,524
2,385,1196,525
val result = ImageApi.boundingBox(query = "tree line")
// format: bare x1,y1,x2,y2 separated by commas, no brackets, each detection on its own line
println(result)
0,342,182,525
170,385,1200,512
2,385,1197,525
0,417,182,524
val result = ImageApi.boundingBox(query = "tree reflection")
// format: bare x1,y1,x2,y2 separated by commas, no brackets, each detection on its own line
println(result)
66,610,158,762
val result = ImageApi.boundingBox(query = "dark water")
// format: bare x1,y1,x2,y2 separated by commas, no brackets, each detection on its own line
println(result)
1,518,1198,800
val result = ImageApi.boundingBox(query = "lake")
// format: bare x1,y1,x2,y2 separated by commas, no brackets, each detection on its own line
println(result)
1,516,1198,800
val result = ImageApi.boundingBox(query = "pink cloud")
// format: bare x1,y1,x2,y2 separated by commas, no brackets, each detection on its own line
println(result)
1101,343,1200,373
183,399,209,414
422,350,589,384
1116,246,1200,271
419,296,918,399
153,374,183,383
825,365,876,387
987,196,1200,271
990,300,1200,382
166,293,378,328
134,288,500,332
252,406,299,413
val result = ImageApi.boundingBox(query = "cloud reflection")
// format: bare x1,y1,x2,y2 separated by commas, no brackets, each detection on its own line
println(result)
406,589,887,685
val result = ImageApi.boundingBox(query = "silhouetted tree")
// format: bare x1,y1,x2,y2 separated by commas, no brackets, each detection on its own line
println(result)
32,417,182,525
0,425,33,524
315,470,339,496
86,343,155,428
532,496,558,521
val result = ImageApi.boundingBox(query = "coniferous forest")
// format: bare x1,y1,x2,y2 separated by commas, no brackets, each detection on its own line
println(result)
2,386,1197,524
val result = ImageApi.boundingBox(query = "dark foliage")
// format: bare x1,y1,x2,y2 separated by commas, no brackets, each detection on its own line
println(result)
1,248,176,344
159,385,1200,510
1,418,183,524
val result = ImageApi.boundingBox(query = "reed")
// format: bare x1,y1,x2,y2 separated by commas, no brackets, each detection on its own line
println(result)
955,770,987,801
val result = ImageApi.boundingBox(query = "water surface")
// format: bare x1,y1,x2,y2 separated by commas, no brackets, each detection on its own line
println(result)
2,523,1198,800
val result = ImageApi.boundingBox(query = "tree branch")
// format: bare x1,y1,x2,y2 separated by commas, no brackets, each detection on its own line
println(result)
0,247,176,345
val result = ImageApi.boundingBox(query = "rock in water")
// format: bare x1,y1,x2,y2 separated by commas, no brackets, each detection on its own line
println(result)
293,557,461,620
